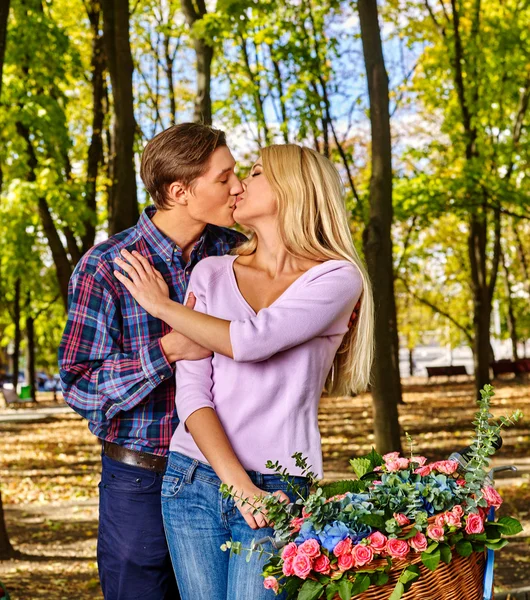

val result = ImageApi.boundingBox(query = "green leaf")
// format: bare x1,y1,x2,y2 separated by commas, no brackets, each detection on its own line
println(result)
421,548,441,571
373,571,390,586
351,573,371,595
401,527,419,540
319,480,366,499
485,539,509,551
424,542,439,554
439,544,452,564
338,579,353,600
297,579,324,600
455,540,473,557
325,583,339,600
366,447,385,469
360,514,386,530
389,581,405,600
399,565,421,586
350,457,372,479
497,517,523,536
466,533,487,542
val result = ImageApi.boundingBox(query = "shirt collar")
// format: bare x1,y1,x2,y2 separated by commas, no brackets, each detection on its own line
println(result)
138,205,209,265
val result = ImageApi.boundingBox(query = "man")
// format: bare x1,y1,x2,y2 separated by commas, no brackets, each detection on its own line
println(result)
59,123,246,599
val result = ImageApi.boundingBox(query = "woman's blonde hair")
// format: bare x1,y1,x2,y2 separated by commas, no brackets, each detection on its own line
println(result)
234,144,374,396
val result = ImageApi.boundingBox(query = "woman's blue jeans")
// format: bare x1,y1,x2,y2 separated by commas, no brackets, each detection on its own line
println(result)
161,451,309,600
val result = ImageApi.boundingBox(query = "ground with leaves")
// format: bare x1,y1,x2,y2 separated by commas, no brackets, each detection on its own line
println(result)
0,379,529,599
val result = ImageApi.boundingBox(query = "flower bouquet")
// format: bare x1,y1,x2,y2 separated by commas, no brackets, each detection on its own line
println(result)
221,384,523,599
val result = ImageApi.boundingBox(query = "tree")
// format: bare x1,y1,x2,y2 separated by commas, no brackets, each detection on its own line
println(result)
358,0,402,453
386,0,530,396
101,0,139,234
181,0,213,124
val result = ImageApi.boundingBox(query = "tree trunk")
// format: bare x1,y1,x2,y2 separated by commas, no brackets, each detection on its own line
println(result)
101,0,138,235
25,293,36,402
180,0,213,125
16,121,72,308
83,0,105,253
358,0,402,454
468,212,491,392
0,490,16,559
0,0,9,96
409,347,414,377
501,250,518,361
12,278,21,393
0,0,11,191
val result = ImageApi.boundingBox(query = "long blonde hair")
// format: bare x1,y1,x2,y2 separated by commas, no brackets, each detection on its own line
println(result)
234,144,374,396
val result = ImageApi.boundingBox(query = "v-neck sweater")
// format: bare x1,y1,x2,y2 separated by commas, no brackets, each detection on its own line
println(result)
170,254,363,478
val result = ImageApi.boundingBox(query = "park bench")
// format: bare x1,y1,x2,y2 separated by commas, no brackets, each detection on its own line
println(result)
0,386,35,408
492,359,530,377
426,365,468,379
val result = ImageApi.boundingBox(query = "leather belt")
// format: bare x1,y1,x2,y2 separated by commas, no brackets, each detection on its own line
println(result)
102,440,167,473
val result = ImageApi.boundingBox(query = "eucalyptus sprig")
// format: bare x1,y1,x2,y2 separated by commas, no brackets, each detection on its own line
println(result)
461,384,522,509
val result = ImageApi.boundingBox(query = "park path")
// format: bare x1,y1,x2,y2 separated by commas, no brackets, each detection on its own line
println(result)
0,380,529,599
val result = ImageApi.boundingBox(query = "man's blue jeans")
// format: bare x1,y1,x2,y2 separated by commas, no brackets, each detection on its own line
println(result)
161,451,310,600
98,453,179,599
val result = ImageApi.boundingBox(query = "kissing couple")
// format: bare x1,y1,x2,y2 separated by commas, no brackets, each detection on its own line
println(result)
59,122,374,600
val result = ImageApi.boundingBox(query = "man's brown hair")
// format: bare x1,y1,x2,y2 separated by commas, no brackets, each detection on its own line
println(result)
140,123,227,210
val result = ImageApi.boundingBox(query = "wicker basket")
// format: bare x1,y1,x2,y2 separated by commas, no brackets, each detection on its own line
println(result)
334,549,486,600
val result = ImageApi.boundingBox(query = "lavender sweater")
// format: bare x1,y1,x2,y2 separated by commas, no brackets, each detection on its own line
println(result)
170,254,363,478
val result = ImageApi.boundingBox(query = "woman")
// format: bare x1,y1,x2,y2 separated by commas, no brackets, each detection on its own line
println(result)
113,144,374,599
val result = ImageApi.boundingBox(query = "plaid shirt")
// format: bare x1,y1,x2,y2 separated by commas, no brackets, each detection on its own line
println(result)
58,206,246,455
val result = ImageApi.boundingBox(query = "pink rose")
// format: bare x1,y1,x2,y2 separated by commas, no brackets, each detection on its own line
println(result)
292,553,312,579
282,556,294,576
386,538,410,559
298,539,321,559
352,543,374,567
411,456,427,466
386,457,410,472
313,554,331,575
433,460,459,475
338,552,355,571
445,512,462,528
333,537,353,557
482,486,503,510
393,513,411,527
367,531,388,553
302,507,312,518
414,465,432,477
372,480,383,485
452,505,464,518
281,542,298,560
426,525,445,542
263,576,279,593
383,452,400,461
289,517,304,532
435,514,447,528
409,532,428,552
465,513,485,535
456,479,466,486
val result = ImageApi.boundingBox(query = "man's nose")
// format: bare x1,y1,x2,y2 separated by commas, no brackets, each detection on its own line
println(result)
230,177,244,196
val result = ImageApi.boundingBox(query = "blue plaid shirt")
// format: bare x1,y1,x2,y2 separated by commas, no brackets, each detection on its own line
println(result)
58,206,246,455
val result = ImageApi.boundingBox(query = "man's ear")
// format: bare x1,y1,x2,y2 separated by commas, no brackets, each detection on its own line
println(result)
167,181,188,207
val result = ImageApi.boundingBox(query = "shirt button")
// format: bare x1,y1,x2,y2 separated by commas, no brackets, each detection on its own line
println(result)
161,374,165,379
166,257,171,263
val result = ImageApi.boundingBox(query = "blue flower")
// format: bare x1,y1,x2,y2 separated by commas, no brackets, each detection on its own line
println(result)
349,524,372,543
294,521,320,544
422,498,435,515
318,521,350,552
